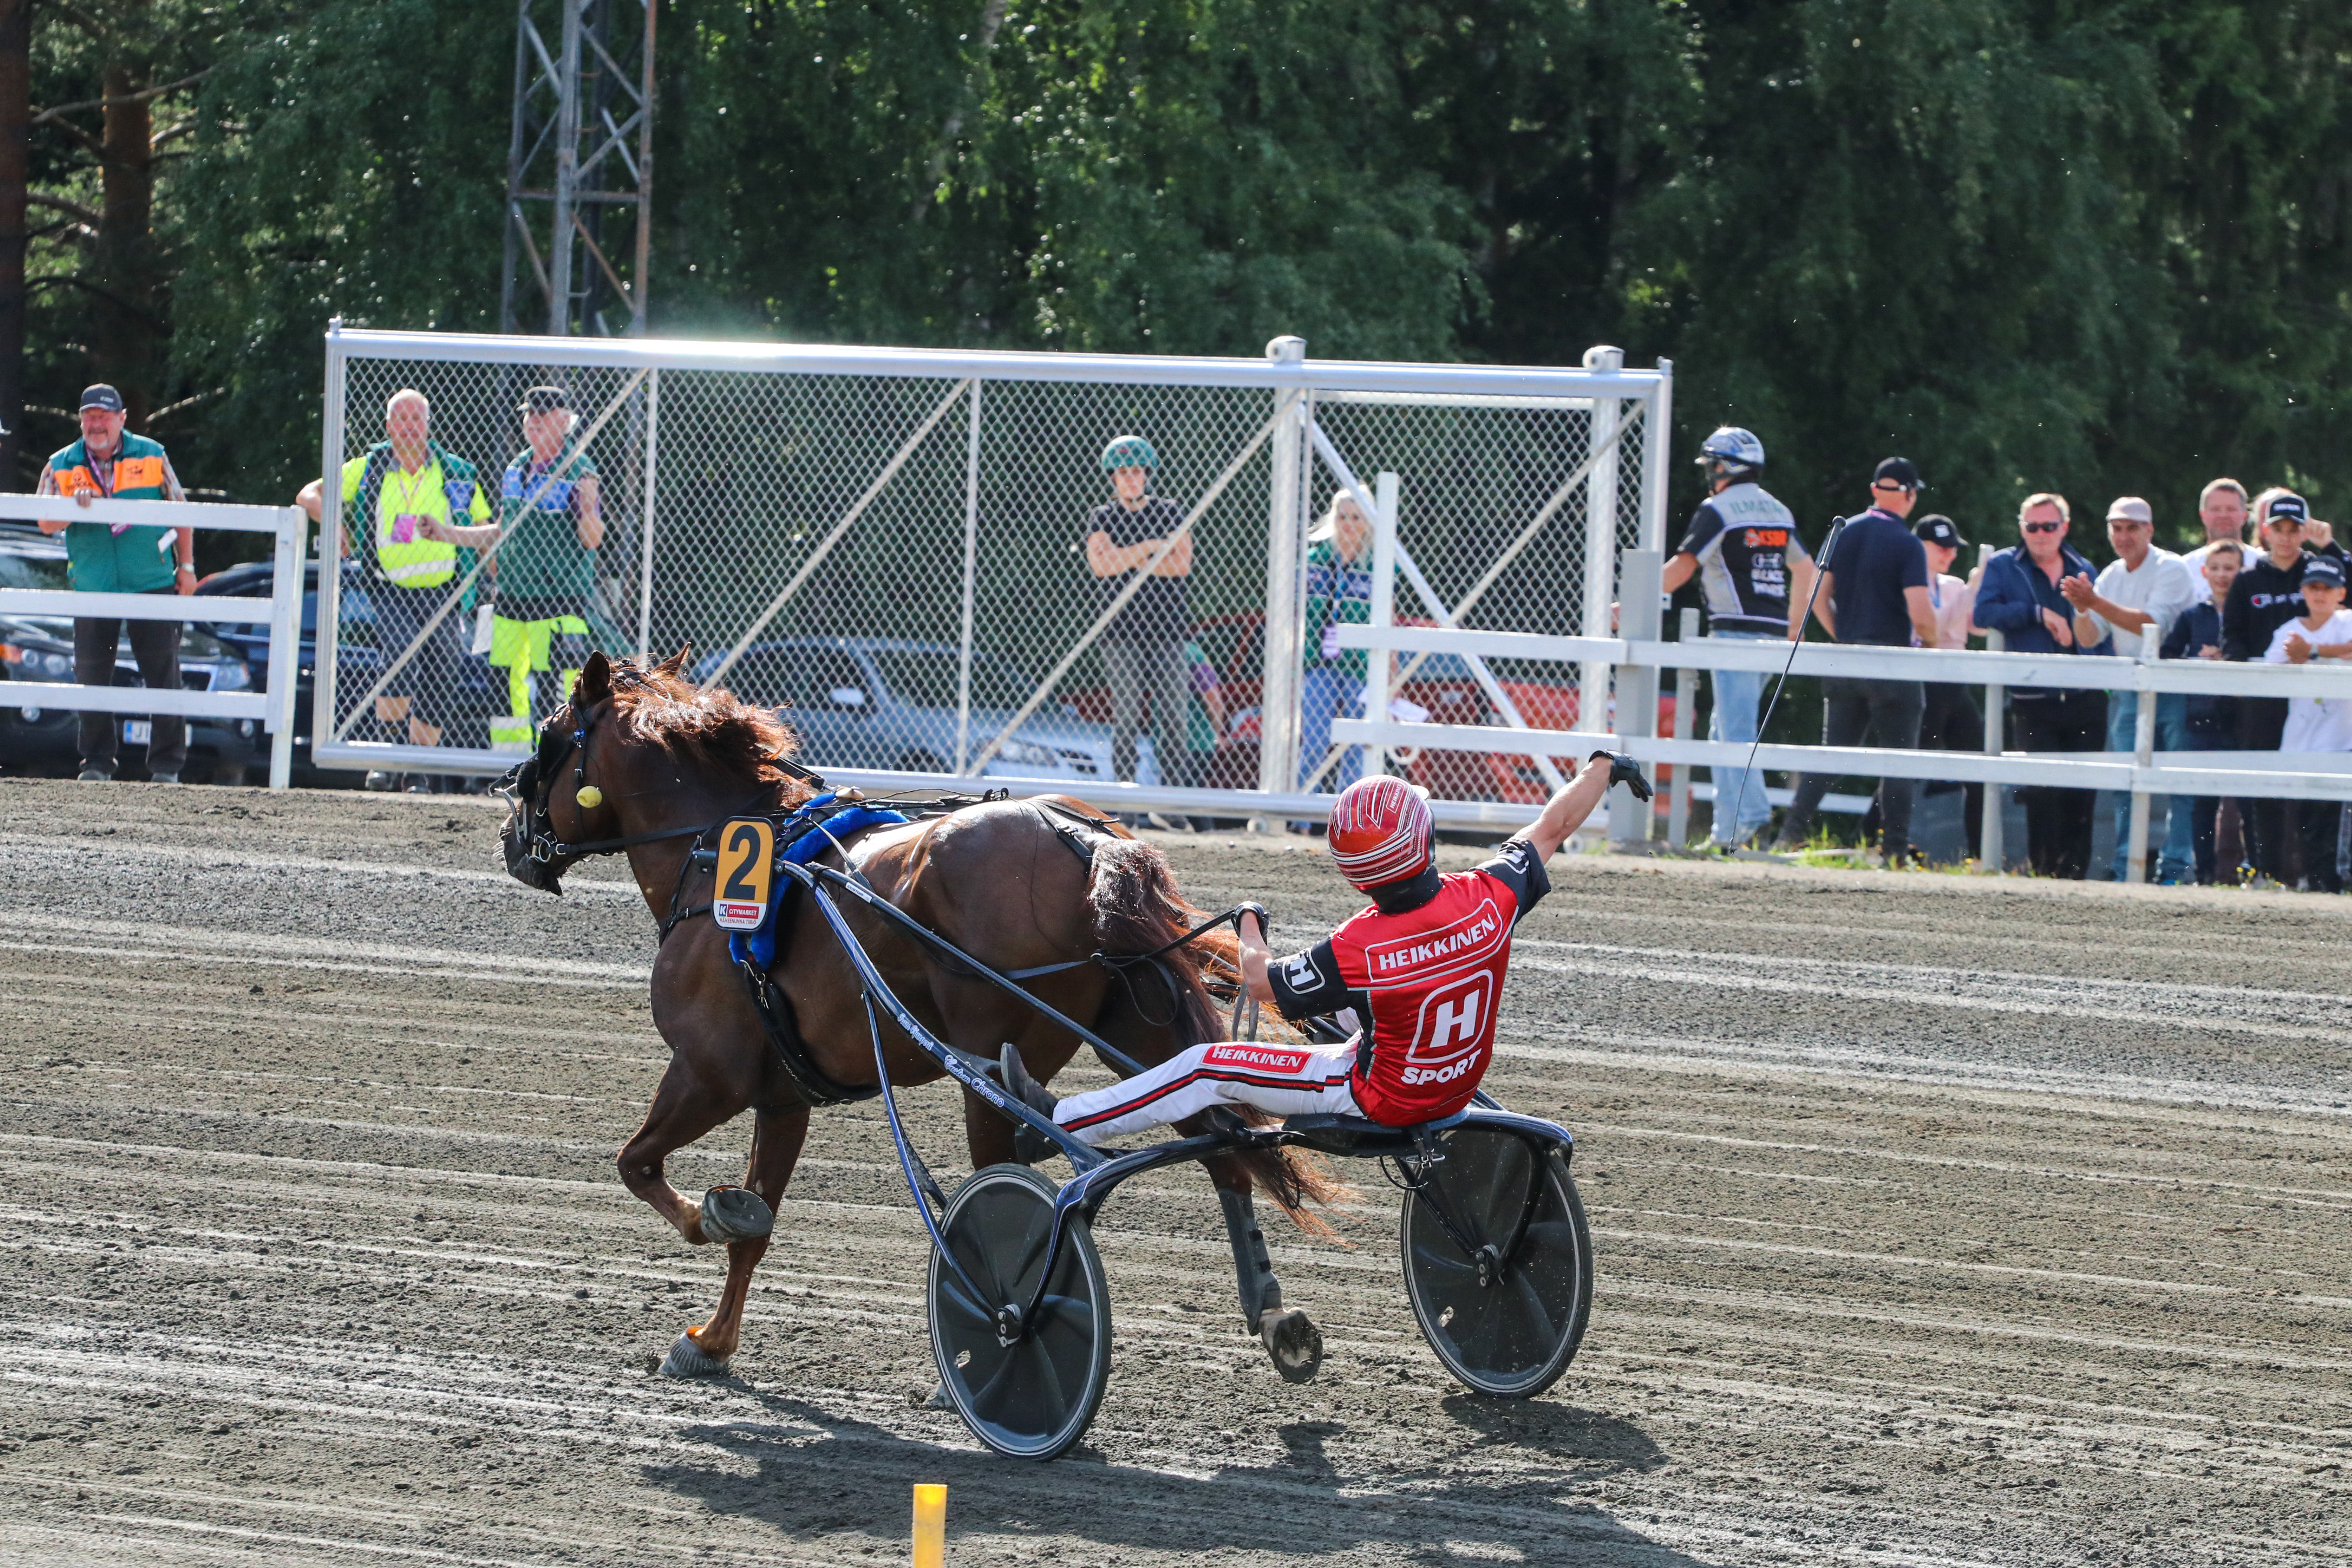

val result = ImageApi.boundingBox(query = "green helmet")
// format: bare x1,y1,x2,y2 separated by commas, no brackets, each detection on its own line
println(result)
1101,434,1158,472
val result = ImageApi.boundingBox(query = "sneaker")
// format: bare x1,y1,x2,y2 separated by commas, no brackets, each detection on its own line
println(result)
76,766,112,782
364,770,403,792
148,770,179,786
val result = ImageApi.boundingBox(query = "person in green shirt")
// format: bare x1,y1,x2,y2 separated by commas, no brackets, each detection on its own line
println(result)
433,386,602,752
298,387,492,789
36,383,194,783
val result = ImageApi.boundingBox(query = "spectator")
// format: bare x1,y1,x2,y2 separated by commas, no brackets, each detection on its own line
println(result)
2223,488,2321,886
2264,551,2352,893
1971,493,2105,878
1084,435,1193,786
298,388,493,792
1182,635,1226,787
1911,514,1984,860
434,387,603,754
35,384,193,783
1661,426,1813,850
2062,497,2195,881
2157,541,2242,884
2182,478,2250,606
1773,457,1936,861
1300,490,1380,792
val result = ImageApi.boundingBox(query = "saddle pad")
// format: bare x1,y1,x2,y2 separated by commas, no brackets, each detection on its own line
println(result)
726,795,911,970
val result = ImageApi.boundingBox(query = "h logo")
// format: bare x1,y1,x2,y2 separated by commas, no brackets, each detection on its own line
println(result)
1409,972,1496,1064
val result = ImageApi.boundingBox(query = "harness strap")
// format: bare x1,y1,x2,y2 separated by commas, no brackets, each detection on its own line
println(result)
739,959,880,1108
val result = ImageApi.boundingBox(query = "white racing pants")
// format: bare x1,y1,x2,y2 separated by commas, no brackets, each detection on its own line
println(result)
1054,1040,1363,1144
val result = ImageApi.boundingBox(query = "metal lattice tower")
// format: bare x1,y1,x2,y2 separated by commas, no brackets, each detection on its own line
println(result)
501,0,656,337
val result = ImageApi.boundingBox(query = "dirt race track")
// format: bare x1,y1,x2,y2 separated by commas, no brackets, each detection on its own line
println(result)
2,777,2348,1566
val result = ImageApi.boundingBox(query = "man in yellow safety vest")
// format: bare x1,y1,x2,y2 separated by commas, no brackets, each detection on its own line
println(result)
299,388,492,792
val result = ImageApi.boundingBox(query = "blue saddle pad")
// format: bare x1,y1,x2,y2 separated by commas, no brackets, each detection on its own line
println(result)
726,793,910,970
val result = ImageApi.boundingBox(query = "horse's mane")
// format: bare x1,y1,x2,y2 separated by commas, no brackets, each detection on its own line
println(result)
605,651,812,801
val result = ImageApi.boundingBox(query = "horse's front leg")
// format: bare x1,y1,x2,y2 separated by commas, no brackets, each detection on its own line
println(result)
619,1054,749,1245
664,1102,811,1376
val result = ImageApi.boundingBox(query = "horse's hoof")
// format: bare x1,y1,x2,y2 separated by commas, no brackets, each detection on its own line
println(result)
700,1185,775,1244
1260,1308,1324,1384
923,1380,953,1409
656,1331,730,1378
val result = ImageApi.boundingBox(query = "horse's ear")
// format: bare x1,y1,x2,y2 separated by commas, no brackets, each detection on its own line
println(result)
574,649,613,705
657,643,692,677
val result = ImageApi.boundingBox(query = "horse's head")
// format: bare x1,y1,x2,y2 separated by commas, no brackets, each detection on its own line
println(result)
498,649,626,896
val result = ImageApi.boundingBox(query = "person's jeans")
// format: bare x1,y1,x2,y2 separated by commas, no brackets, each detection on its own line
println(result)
2008,690,2106,879
1918,681,1986,861
1704,630,1778,845
1105,636,1190,786
1776,675,1926,854
74,594,186,778
2105,690,2193,882
2236,696,2291,883
1298,665,1366,792
2182,723,2232,883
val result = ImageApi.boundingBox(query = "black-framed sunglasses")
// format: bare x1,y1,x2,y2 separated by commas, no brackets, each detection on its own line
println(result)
2022,521,2063,534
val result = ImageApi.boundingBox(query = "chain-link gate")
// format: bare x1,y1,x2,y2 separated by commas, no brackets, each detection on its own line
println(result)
311,326,1669,821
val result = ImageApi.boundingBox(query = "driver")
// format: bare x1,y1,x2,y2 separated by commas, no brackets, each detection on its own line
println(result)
1000,753,1647,1145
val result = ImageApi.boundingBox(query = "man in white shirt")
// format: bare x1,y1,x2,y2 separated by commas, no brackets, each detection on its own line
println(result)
2061,496,2196,880
2181,478,2250,607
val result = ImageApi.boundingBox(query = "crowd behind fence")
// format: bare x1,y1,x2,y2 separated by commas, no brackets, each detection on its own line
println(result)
298,326,2352,890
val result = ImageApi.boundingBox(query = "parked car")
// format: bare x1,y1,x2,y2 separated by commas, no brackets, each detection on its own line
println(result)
695,638,1115,781
0,521,261,782
1069,610,1664,804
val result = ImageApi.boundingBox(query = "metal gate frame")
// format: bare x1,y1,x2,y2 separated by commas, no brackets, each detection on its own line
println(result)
312,324,1671,829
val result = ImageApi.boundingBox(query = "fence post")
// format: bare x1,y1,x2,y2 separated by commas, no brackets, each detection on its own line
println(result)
1667,606,1698,846
1256,336,1309,808
1363,470,1400,779
1977,544,2005,871
635,368,661,662
1580,345,1623,743
1611,547,1661,845
2125,644,2158,883
954,378,982,775
266,508,302,790
312,318,348,766
1640,360,1674,555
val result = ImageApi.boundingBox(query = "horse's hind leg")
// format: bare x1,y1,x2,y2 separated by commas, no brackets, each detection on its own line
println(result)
1204,1154,1324,1384
662,1102,809,1377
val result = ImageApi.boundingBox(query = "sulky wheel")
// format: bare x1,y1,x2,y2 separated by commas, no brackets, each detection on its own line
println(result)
1400,1125,1593,1399
927,1163,1112,1460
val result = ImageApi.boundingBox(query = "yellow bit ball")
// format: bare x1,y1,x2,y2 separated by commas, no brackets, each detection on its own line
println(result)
575,784,605,809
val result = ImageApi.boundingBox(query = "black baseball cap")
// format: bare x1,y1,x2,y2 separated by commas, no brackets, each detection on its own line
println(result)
1913,514,1966,549
517,386,570,414
78,384,124,413
2266,492,2310,527
1873,456,1923,491
2301,553,2346,588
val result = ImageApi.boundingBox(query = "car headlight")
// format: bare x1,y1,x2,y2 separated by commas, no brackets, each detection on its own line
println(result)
43,651,70,677
212,660,253,692
997,739,1059,768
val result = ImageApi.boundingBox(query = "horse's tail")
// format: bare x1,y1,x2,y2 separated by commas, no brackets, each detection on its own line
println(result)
1087,836,1348,1230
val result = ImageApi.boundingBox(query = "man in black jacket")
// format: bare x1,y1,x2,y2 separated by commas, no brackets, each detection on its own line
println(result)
2223,489,2331,882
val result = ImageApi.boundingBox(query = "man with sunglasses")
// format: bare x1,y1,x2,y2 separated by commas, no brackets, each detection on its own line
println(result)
1772,456,1936,862
1972,494,2105,877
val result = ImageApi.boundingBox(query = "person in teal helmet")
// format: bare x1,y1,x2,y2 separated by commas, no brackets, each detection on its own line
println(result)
1083,434,1195,787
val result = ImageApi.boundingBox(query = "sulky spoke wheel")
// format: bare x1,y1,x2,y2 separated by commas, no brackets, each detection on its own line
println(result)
928,1163,1112,1460
1400,1125,1592,1399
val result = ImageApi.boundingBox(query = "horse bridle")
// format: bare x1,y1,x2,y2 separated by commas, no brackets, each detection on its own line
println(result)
499,704,714,866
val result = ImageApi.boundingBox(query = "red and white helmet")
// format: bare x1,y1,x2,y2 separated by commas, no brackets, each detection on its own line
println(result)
1327,775,1434,891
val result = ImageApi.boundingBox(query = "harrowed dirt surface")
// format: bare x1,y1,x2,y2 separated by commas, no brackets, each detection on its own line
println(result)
1,775,2347,1567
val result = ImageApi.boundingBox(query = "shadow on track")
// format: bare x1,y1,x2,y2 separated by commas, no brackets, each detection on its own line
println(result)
644,1390,1719,1566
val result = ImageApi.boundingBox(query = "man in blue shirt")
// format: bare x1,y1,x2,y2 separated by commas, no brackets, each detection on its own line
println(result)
1772,458,1938,861
1971,492,2106,877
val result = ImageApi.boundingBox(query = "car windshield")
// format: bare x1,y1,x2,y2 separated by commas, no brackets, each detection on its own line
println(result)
0,540,70,592
870,648,1034,711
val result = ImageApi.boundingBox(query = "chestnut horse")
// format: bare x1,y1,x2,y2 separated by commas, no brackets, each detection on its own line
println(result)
499,650,1335,1377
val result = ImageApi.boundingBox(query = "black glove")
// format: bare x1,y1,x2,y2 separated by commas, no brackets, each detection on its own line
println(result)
1587,749,1653,803
1233,901,1270,940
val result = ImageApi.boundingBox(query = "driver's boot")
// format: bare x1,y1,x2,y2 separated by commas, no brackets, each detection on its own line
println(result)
998,1043,1063,1165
